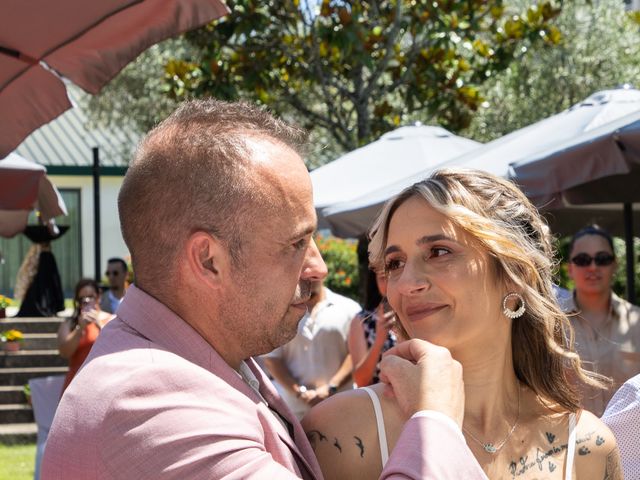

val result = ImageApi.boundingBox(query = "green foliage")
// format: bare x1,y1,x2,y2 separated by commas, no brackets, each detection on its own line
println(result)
83,38,197,135
611,238,640,301
315,233,359,301
462,0,640,303
166,0,563,162
465,0,640,142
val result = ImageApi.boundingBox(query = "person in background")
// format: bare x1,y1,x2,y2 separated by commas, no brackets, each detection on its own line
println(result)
57,278,114,392
99,257,128,314
263,279,361,419
303,169,621,480
602,372,640,479
347,268,397,387
15,224,67,317
42,99,480,479
566,225,640,416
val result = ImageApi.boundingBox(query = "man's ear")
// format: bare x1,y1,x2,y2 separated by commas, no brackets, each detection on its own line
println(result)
184,231,228,290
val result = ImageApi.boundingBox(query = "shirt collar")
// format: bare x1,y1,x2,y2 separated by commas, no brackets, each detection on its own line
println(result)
567,290,621,322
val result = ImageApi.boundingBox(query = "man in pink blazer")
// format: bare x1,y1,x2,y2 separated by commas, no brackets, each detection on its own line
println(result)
42,100,484,479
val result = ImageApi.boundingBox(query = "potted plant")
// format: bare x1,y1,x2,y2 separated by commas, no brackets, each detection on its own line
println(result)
1,328,24,352
0,294,11,318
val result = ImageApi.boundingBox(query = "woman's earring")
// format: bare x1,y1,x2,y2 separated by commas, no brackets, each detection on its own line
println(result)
502,292,526,319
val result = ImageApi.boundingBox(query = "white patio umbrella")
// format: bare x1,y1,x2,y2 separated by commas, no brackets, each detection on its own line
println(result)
0,153,67,238
437,87,640,207
312,124,479,235
0,0,229,158
510,108,640,207
325,88,640,298
436,87,640,301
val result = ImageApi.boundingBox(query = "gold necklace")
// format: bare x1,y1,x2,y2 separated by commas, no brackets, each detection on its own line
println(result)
462,386,520,454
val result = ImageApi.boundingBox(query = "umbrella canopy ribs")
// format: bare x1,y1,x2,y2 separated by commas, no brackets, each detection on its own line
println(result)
0,0,229,157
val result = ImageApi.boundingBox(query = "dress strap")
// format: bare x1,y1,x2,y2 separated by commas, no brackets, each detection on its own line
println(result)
361,386,389,467
565,413,577,480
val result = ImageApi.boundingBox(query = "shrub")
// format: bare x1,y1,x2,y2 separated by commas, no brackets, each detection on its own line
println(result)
315,233,360,302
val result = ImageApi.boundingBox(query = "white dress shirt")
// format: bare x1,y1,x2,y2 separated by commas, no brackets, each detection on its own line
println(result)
602,373,640,479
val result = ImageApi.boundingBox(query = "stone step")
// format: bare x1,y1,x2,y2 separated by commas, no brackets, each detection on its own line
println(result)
0,367,68,386
21,333,60,350
0,350,67,368
0,403,34,424
0,422,37,444
0,385,27,405
1,317,64,333
0,386,28,404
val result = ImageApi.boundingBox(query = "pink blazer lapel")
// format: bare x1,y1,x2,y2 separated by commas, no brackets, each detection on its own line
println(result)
247,359,323,480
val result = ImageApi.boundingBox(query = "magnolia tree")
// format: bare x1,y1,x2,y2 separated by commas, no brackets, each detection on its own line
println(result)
87,1,564,167
465,0,640,141
167,0,563,161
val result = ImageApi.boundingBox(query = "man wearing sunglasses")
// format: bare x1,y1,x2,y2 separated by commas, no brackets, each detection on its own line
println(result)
99,257,128,314
566,225,640,416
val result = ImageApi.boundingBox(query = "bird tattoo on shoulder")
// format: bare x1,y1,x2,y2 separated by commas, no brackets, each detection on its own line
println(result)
354,436,365,457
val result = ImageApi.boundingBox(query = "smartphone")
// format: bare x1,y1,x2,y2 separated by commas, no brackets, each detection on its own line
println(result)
80,296,96,312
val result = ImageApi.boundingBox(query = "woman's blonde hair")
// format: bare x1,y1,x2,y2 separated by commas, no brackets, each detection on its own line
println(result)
369,168,607,411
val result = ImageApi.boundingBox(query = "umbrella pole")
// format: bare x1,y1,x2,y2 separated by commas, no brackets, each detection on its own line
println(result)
93,147,101,283
623,203,636,304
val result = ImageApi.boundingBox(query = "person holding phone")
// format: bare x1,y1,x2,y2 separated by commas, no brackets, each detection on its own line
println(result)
57,278,114,392
347,269,398,387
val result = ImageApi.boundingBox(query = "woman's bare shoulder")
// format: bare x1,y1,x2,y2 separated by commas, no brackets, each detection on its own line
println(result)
302,388,384,480
574,410,623,479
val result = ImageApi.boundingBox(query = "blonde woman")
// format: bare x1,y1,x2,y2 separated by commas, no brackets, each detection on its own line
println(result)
302,169,622,479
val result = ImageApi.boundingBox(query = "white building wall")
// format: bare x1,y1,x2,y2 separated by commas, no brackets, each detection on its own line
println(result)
50,175,128,278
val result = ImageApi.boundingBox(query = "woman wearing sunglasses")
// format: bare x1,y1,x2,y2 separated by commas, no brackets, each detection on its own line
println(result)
303,170,621,479
567,225,640,417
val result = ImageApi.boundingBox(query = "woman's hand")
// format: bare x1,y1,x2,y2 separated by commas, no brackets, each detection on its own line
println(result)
78,309,100,329
374,303,395,339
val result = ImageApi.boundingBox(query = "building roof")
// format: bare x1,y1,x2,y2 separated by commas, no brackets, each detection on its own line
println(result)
15,85,138,173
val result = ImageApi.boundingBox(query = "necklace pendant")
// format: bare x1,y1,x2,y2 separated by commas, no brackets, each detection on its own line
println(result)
483,443,497,454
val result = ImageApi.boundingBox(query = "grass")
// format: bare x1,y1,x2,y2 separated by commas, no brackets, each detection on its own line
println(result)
0,443,36,480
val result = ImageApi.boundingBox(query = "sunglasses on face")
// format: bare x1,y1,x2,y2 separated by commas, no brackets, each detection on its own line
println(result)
570,252,615,267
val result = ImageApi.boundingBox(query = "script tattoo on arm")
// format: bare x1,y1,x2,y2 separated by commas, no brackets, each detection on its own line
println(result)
603,448,622,480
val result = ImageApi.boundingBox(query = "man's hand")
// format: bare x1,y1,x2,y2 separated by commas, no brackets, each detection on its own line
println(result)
378,339,464,428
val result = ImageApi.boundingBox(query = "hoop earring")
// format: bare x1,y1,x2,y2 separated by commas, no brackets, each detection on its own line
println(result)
502,292,525,319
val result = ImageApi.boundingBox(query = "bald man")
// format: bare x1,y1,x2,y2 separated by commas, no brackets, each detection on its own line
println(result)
42,100,484,479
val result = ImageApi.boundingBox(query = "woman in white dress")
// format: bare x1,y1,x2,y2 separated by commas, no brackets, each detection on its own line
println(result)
302,169,622,479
